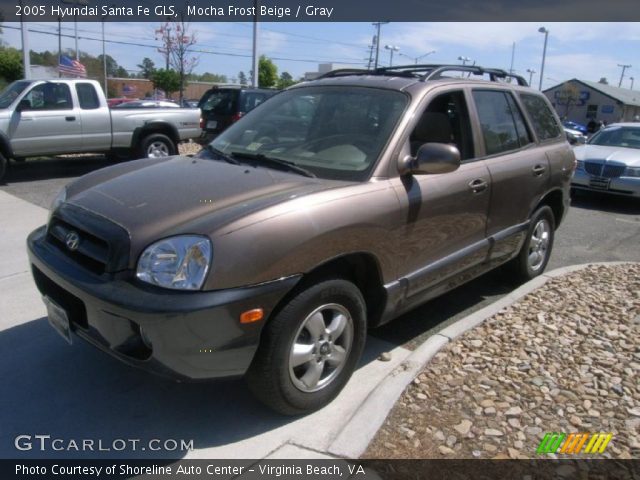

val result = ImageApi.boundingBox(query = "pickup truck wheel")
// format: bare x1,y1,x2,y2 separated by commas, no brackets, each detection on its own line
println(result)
246,279,366,415
140,134,176,159
0,152,7,183
509,206,555,282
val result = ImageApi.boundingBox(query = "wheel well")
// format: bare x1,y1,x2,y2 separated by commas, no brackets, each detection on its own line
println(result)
274,253,386,328
534,190,564,229
133,125,179,150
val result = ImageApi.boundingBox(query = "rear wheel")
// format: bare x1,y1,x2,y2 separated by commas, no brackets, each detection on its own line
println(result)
509,206,555,282
246,279,367,415
139,133,176,159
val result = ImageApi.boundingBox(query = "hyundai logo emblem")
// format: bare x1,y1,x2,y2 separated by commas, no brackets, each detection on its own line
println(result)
65,231,80,251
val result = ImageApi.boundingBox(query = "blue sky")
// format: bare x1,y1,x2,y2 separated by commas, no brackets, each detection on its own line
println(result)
1,22,639,90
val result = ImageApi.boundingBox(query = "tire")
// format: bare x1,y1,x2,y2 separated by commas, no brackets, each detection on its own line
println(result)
509,206,555,282
246,279,367,415
139,133,176,159
0,152,7,183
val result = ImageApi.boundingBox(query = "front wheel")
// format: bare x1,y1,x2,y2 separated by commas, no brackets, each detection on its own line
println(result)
246,279,367,415
509,206,555,282
139,133,176,159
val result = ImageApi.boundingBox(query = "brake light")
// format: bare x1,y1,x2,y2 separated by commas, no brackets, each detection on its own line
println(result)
199,117,204,129
231,112,244,123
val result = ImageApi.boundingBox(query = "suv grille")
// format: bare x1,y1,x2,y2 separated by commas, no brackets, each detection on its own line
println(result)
584,161,626,178
48,218,109,274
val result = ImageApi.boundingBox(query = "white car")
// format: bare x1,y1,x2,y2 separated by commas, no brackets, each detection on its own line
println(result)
572,123,640,197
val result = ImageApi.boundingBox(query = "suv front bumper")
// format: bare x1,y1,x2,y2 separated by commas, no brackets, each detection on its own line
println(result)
27,225,300,381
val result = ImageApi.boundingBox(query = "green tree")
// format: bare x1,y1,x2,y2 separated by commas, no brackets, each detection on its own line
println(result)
258,55,277,88
0,47,23,83
277,71,296,89
238,71,247,85
137,57,156,79
115,66,129,78
151,69,181,97
557,83,580,119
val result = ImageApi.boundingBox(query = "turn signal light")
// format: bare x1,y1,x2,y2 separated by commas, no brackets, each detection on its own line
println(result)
240,308,264,324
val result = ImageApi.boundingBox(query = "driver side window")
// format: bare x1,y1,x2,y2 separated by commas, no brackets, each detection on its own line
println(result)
21,83,72,111
409,90,474,160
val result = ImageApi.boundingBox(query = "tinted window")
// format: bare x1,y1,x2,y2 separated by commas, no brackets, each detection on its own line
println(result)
240,92,270,112
588,126,640,149
22,83,72,111
505,93,532,147
472,90,521,155
0,80,31,109
76,83,100,109
519,93,562,141
199,90,238,114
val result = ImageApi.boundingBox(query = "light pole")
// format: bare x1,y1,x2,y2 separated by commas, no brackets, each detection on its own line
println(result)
19,0,31,79
398,50,436,65
526,68,536,86
61,0,89,60
385,45,399,67
251,0,259,87
617,64,631,88
458,55,471,66
372,22,388,69
631,76,635,90
538,27,549,91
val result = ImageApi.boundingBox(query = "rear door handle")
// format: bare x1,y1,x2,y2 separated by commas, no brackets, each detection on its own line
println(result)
468,178,488,193
532,164,546,176
65,116,76,122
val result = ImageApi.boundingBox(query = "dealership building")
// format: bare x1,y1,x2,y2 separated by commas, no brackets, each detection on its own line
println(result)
543,79,640,124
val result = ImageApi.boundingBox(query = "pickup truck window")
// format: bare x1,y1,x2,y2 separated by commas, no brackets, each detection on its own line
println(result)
22,83,72,111
210,86,408,181
76,83,100,110
0,80,31,109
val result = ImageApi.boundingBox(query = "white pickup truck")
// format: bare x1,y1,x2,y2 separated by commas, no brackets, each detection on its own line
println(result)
0,79,201,181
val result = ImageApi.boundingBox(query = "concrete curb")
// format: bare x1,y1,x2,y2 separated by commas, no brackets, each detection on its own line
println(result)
326,261,637,459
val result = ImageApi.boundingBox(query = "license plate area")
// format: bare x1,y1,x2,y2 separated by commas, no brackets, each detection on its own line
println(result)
206,120,217,129
44,296,72,344
589,176,610,190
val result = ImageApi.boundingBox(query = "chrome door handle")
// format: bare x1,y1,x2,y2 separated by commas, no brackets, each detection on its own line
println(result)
468,178,488,193
532,164,546,176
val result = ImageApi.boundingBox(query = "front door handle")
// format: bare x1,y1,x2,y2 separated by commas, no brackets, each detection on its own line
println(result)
65,116,76,122
532,164,547,176
468,178,488,193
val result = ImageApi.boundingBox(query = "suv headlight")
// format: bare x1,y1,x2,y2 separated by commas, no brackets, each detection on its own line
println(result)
623,166,640,178
48,187,67,222
136,235,212,290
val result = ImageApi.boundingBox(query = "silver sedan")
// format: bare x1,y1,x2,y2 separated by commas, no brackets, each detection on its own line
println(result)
572,123,640,198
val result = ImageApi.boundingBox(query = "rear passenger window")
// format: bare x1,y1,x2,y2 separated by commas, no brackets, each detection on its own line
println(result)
519,93,562,141
472,90,522,155
505,93,532,147
76,83,100,110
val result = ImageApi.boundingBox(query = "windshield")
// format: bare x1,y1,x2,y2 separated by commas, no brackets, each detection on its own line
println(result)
588,126,640,150
0,81,31,109
207,86,408,181
199,90,238,114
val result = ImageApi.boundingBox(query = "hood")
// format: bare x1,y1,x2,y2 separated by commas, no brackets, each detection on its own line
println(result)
64,156,339,262
573,144,640,167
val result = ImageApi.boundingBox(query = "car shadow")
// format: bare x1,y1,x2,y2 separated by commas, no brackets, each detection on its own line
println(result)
0,316,394,460
571,190,640,214
370,268,516,349
3,156,113,184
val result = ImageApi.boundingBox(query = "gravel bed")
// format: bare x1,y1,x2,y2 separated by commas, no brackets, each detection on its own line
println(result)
178,141,202,156
364,263,640,459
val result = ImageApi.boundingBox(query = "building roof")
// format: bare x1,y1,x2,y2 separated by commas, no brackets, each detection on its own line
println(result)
545,79,640,107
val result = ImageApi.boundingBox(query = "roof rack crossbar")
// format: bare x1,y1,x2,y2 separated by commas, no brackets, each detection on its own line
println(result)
317,64,529,86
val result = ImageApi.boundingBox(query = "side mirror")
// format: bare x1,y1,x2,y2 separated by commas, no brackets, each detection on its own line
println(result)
399,143,461,175
16,100,31,112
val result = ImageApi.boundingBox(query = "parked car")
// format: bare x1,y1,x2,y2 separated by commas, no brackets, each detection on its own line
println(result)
27,65,574,414
112,100,180,108
563,120,588,135
572,123,640,197
564,127,587,145
107,97,137,108
0,79,201,180
197,86,278,143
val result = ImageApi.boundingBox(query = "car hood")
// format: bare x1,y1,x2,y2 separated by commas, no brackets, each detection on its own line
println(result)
573,144,640,167
64,156,339,263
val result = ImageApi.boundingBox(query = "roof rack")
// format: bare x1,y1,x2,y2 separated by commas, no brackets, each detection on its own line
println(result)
317,64,529,86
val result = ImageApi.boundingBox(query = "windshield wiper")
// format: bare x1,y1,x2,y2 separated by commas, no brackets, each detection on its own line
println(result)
230,151,316,178
202,145,240,165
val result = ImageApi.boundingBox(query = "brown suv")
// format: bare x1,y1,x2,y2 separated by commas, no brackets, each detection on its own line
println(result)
27,65,575,414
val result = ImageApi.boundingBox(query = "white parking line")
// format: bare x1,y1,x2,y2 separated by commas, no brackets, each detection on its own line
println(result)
615,217,640,224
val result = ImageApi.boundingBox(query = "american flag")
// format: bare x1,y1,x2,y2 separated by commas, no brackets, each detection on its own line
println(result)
58,55,87,77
